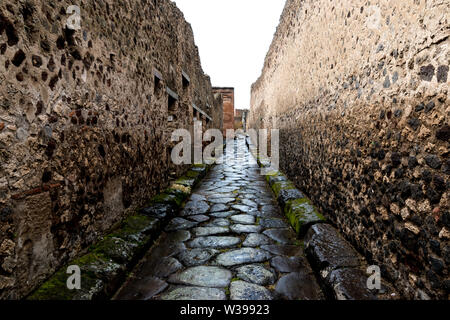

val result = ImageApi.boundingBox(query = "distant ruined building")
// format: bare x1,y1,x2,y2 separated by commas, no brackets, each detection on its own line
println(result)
213,87,235,136
250,0,449,299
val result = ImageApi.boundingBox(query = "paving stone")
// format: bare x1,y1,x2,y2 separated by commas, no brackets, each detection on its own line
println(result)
236,265,276,286
239,199,258,208
215,187,239,193
177,249,219,267
166,230,191,243
204,218,230,227
260,245,303,257
275,272,323,300
260,218,289,229
211,181,232,188
305,224,363,271
168,266,232,288
215,248,272,267
259,205,281,216
193,226,229,237
140,203,175,220
160,286,226,300
327,268,377,300
188,236,241,249
188,215,210,223
209,197,235,204
263,228,296,244
277,189,305,208
270,256,309,273
210,211,238,218
243,233,272,247
255,210,282,218
210,204,229,212
230,281,272,300
165,218,198,232
208,193,235,199
232,204,254,213
115,276,168,300
140,257,183,278
181,200,210,216
191,194,207,202
147,238,187,260
230,224,262,234
231,214,256,225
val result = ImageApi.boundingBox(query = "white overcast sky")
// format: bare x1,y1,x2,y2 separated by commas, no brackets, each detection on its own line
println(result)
173,0,285,110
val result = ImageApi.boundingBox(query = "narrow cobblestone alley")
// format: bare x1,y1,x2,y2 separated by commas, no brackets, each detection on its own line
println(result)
113,136,323,300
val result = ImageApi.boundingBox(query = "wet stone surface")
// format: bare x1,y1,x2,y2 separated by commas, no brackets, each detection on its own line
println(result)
177,249,219,267
160,287,226,300
215,248,272,267
168,266,232,288
243,233,272,247
263,228,297,244
231,214,256,225
230,224,263,234
188,236,241,249
230,281,272,300
114,137,323,300
236,265,276,286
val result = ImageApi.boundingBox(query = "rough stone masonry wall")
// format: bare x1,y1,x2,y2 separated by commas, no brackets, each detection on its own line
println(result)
0,0,219,299
250,0,449,299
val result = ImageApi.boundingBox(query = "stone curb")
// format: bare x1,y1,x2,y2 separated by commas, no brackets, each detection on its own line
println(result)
245,136,398,300
245,136,326,237
27,164,213,300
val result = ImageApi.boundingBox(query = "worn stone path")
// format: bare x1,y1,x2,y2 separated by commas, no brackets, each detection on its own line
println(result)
114,136,323,300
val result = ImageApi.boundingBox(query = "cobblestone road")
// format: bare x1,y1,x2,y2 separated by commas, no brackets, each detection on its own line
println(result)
114,136,323,300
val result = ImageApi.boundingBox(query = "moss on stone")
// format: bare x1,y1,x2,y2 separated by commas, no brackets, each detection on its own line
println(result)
27,268,75,300
171,183,191,195
165,187,189,205
265,171,281,184
91,236,139,265
271,181,296,197
111,214,159,244
284,198,326,235
27,255,107,301
186,170,200,179
151,192,183,207
175,177,196,188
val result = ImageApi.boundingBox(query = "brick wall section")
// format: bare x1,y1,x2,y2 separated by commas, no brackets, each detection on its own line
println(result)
213,87,235,135
0,0,221,299
249,0,449,299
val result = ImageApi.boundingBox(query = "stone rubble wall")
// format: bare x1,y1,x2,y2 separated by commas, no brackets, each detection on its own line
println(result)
0,0,220,299
249,0,449,299
247,136,398,300
27,163,212,300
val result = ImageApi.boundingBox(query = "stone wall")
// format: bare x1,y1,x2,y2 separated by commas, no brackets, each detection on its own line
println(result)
250,0,449,299
0,0,220,299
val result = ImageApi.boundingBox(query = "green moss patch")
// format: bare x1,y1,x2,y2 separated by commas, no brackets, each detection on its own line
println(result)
91,236,139,265
27,254,109,301
186,170,201,179
175,177,196,188
111,214,160,244
150,192,183,207
271,181,296,198
284,198,326,236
